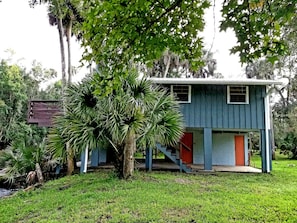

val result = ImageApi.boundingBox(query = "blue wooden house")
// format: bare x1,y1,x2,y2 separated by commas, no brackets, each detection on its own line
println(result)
82,78,281,174
145,78,281,173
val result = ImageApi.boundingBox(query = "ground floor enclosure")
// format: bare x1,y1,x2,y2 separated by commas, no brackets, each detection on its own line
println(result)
144,127,272,173
80,128,272,173
191,131,249,166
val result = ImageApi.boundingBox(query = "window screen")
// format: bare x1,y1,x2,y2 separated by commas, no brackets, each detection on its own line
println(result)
171,85,191,103
227,86,249,104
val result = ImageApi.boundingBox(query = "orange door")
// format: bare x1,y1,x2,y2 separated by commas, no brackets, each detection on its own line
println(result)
235,135,245,166
180,133,193,164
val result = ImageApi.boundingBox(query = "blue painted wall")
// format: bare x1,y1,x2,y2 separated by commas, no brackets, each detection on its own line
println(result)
212,133,235,165
192,130,204,164
174,85,266,130
192,131,248,166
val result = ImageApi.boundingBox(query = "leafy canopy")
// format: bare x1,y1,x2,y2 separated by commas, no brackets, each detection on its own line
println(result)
82,0,209,66
81,0,210,95
47,70,184,177
220,0,297,63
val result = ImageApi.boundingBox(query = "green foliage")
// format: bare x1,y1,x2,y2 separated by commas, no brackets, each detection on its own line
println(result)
1,157,297,222
278,132,297,158
47,70,184,177
0,58,61,149
220,0,296,63
0,125,53,184
145,49,220,78
0,60,28,147
0,56,61,182
81,0,210,94
82,0,209,66
244,14,297,160
274,108,297,159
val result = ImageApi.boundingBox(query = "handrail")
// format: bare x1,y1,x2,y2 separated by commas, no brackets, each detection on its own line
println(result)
179,141,191,151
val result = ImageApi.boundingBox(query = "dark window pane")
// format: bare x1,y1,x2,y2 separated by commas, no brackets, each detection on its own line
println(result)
229,86,248,103
172,85,190,102
230,95,246,102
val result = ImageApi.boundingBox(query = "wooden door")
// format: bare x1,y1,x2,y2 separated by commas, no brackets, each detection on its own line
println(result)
180,132,193,164
235,135,245,166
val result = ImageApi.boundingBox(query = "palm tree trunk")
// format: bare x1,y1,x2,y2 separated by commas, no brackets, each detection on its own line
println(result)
66,20,73,84
123,131,136,179
163,54,171,78
57,17,67,95
35,163,44,184
57,18,75,175
65,21,75,175
55,1,76,175
66,141,75,175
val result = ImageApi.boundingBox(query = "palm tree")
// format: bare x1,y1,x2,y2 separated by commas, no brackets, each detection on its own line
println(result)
47,79,100,174
146,49,221,78
45,0,83,174
0,125,54,185
47,70,184,179
48,0,83,85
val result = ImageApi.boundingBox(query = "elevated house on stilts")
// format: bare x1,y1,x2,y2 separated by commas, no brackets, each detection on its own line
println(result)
81,78,281,173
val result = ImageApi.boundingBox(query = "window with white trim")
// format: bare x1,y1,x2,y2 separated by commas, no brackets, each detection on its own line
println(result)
227,85,249,104
171,85,191,103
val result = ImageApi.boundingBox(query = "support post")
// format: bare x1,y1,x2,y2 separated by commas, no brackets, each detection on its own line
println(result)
260,129,267,173
203,128,212,171
91,148,99,167
80,150,86,173
80,145,89,173
264,85,271,173
83,145,89,173
145,147,153,171
269,129,273,171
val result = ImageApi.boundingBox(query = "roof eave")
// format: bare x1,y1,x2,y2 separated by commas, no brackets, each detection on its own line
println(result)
148,78,283,86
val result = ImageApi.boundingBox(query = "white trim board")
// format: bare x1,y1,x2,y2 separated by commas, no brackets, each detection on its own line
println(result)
149,78,282,86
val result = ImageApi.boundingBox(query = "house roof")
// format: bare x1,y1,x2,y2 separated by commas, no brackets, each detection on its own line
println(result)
148,78,282,86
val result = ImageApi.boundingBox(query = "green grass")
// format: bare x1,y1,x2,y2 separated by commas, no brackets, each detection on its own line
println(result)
1,154,297,223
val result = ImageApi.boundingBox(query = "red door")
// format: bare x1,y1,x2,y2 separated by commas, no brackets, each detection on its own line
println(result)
180,132,193,164
235,135,245,166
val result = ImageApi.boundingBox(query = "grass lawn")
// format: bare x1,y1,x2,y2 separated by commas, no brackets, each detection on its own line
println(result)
1,153,297,223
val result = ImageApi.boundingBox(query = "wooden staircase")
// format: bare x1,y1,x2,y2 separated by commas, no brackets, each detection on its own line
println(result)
156,143,192,173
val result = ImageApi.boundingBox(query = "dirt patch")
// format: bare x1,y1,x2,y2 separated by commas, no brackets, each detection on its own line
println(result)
174,178,192,184
97,214,112,223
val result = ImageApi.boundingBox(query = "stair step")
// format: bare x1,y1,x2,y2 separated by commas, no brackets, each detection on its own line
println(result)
156,143,192,173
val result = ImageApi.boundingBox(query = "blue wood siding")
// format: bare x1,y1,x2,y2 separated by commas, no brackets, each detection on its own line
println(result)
179,85,265,130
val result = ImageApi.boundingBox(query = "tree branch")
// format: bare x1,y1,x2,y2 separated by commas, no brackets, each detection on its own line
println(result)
146,0,183,31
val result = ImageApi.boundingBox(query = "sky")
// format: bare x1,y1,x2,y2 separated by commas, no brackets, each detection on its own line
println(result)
0,0,245,81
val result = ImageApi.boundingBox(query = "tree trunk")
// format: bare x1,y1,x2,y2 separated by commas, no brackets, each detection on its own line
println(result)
123,131,136,179
66,20,73,84
163,54,171,78
56,3,74,175
35,163,44,184
57,17,67,96
111,147,124,178
66,142,75,175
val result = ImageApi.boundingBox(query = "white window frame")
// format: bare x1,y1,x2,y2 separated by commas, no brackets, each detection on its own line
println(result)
227,85,249,104
170,85,191,103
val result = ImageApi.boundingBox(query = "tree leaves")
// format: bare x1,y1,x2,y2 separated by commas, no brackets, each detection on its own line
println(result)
81,0,209,94
220,0,296,63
